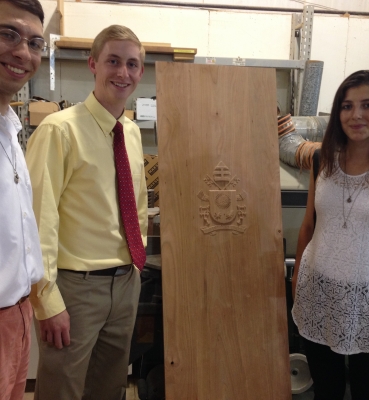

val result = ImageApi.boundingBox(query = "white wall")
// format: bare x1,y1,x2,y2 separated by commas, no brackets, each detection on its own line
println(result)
38,0,369,114
311,14,369,113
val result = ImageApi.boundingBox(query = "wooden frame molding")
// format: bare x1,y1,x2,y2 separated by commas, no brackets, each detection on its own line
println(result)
54,37,197,61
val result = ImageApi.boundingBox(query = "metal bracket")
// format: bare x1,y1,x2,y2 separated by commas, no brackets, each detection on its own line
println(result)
290,5,314,116
50,34,61,91
16,83,30,152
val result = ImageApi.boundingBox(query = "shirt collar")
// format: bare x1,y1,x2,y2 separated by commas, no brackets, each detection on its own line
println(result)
0,106,22,139
84,92,126,137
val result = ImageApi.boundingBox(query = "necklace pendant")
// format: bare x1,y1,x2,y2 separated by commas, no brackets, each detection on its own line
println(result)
14,172,19,184
343,222,347,229
347,197,352,203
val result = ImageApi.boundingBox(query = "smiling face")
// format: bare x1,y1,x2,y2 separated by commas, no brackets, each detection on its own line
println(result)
0,2,43,113
88,40,144,119
340,84,369,145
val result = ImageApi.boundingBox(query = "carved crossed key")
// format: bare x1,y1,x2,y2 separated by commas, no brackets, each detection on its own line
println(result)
197,161,247,235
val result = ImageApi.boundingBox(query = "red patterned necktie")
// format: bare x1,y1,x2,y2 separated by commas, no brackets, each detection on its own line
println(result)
113,121,146,271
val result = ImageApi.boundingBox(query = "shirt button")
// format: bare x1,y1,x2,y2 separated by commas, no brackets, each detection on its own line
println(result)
23,212,27,218
26,246,31,254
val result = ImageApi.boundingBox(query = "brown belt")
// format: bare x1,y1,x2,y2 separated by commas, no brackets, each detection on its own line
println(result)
0,295,29,310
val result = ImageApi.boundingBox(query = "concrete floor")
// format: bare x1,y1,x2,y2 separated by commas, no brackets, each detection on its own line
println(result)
23,380,140,400
23,374,353,400
23,387,352,400
24,384,352,400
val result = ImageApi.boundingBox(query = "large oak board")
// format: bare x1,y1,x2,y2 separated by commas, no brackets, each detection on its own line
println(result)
156,62,291,400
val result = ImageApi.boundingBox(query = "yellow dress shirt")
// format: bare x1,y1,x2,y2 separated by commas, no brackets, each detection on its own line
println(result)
26,93,148,320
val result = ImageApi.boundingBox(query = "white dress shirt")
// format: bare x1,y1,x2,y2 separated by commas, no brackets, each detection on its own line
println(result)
0,106,43,308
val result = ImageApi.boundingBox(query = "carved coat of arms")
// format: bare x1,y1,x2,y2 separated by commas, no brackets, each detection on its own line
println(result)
198,162,247,235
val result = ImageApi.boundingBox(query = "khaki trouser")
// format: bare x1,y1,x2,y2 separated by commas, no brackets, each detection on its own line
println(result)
34,266,141,400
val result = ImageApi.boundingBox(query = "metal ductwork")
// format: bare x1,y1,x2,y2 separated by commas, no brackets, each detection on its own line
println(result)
278,115,329,169
278,59,327,170
291,116,328,142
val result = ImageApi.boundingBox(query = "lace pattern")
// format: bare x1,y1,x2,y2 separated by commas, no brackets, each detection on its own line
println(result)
292,160,369,354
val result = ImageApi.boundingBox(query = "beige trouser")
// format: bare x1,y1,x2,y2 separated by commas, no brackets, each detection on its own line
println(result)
34,266,141,400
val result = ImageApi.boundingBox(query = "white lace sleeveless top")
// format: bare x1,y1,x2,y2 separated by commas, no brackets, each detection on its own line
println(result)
292,158,369,355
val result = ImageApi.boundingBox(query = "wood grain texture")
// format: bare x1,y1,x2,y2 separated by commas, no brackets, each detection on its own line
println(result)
56,0,64,36
156,62,290,400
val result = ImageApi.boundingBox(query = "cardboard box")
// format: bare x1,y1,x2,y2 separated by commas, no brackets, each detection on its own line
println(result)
29,101,60,126
144,154,159,206
124,109,135,120
136,98,157,120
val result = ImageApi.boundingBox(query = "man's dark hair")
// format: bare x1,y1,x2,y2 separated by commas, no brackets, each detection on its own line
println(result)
1,0,45,25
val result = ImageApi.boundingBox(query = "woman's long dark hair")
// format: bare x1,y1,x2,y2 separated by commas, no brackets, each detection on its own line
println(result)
320,70,369,176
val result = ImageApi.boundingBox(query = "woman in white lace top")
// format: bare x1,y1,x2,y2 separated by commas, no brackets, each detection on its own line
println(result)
292,70,369,400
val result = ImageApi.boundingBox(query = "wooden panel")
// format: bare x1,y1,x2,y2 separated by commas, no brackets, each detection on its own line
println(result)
156,62,290,400
55,37,172,50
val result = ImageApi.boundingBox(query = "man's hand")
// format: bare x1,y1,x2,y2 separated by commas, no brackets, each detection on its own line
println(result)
39,310,70,349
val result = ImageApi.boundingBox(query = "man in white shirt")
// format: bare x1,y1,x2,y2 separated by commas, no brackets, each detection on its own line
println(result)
0,1,45,398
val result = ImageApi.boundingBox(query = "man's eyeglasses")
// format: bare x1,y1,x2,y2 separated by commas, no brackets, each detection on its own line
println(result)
0,28,47,54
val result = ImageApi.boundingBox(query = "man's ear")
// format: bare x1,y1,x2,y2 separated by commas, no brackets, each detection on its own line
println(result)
88,56,96,75
138,65,144,81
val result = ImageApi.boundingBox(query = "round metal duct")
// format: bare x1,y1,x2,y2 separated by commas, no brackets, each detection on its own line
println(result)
290,353,313,394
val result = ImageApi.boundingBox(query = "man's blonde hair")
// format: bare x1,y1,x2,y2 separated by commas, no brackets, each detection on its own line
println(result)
90,25,145,63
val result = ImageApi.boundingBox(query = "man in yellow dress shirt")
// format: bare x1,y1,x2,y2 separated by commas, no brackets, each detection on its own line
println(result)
26,25,148,400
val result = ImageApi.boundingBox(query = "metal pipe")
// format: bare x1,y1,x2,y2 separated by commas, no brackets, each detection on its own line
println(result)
292,116,329,142
108,1,369,16
279,131,306,168
279,116,329,168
